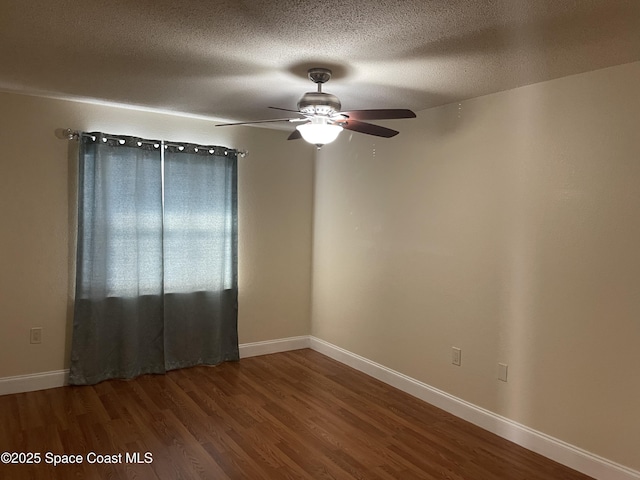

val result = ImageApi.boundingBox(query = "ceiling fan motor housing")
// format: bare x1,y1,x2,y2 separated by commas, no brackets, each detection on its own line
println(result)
297,91,342,116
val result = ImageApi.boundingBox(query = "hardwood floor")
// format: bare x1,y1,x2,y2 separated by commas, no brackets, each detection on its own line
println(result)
0,349,593,480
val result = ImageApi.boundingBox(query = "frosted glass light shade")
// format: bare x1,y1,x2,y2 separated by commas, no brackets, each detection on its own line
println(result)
296,123,343,146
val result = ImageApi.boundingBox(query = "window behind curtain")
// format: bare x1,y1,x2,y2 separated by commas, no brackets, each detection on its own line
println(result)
75,138,163,298
163,148,236,293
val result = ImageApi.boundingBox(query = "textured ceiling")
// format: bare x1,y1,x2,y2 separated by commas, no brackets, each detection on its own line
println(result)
1,0,639,124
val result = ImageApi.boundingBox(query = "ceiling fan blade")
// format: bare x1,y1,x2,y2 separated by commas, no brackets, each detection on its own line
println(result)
338,109,416,121
215,118,297,127
287,130,302,140
341,119,399,138
269,106,303,114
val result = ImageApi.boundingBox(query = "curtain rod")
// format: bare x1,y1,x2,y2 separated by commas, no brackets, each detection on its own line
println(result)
60,129,248,157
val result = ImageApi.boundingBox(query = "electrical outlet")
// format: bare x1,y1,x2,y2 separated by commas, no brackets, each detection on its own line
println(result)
498,363,508,382
30,327,42,344
452,347,461,366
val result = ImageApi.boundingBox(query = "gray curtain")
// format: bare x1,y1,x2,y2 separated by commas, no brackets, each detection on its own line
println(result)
69,133,239,385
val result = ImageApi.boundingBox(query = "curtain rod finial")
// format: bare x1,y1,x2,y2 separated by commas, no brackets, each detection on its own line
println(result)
55,128,78,140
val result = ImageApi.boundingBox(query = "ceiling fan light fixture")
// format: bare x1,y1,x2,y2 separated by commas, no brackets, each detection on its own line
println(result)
296,117,343,147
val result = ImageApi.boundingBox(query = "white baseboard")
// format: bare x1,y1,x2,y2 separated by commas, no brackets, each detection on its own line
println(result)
2,336,637,480
309,336,640,480
0,336,310,396
0,369,69,396
238,335,310,358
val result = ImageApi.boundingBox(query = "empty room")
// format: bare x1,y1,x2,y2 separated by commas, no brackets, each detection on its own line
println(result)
0,1,639,479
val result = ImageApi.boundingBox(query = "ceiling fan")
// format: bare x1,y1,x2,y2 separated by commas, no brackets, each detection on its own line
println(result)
215,67,416,148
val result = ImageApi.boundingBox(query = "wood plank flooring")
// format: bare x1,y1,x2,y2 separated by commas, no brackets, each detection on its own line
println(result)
0,349,593,479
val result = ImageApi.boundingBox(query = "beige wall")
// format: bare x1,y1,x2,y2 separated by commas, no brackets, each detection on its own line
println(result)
311,61,640,471
0,92,314,378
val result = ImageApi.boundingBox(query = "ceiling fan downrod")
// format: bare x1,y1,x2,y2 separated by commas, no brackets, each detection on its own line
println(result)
307,67,332,91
